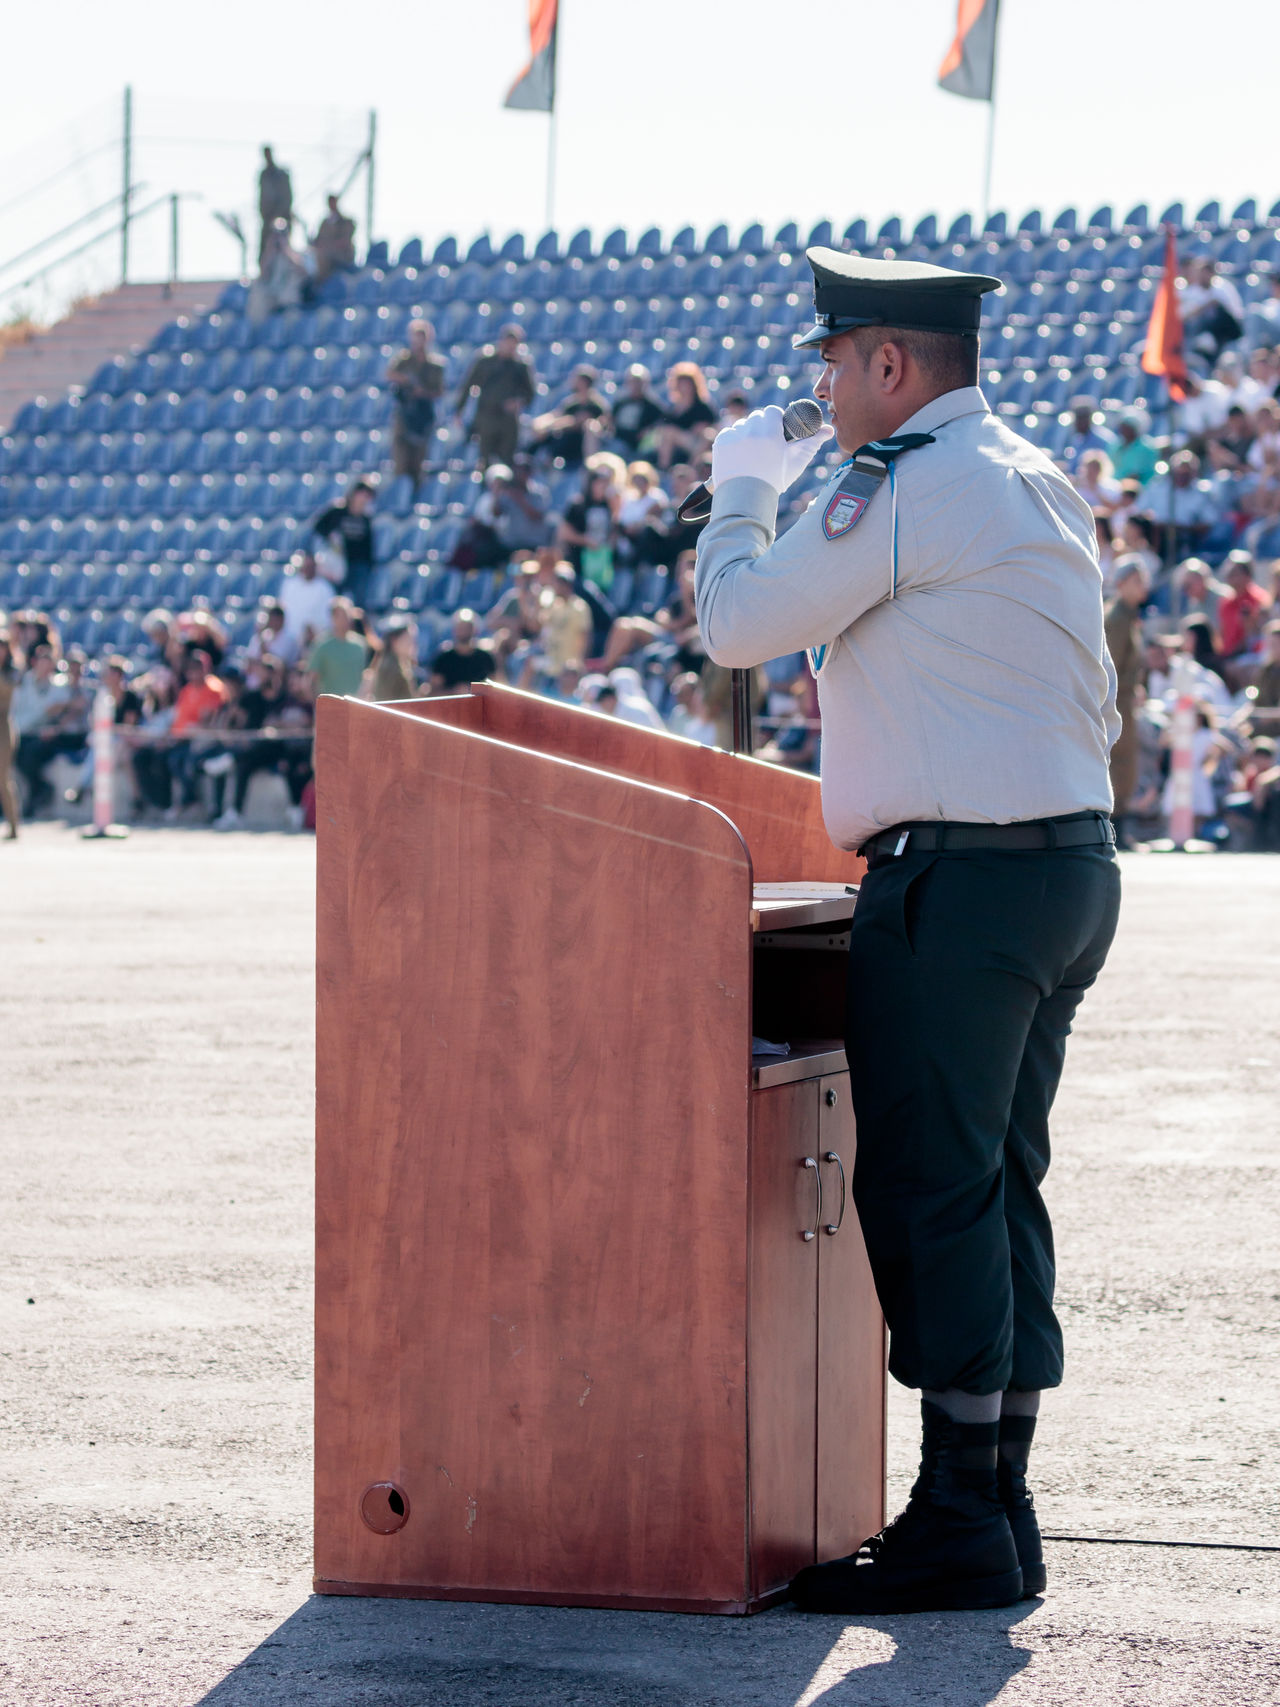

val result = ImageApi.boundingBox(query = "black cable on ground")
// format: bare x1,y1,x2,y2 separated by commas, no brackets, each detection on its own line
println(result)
1043,1534,1280,1555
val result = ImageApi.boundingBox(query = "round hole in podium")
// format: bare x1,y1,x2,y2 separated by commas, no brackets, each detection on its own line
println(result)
360,1481,410,1534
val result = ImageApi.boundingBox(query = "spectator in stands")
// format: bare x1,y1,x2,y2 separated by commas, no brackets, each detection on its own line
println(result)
1242,482,1280,559
367,620,419,702
248,219,306,324
653,362,717,471
1177,371,1231,446
660,464,707,566
1246,275,1280,348
610,363,666,456
215,655,310,831
616,461,668,566
1179,615,1233,713
175,605,228,671
246,601,294,672
492,455,552,553
667,671,717,745
1170,559,1227,629
308,598,369,699
1246,400,1280,473
386,320,446,490
532,558,592,687
608,666,665,730
1141,450,1220,557
311,194,356,284
1180,257,1245,362
1072,450,1121,512
166,649,227,818
1214,404,1257,469
130,672,178,816
1104,561,1148,840
1110,412,1161,485
1218,551,1270,669
451,464,514,572
485,561,548,676
0,629,19,838
454,324,536,470
429,610,497,695
11,644,71,816
257,146,293,261
594,549,702,675
1061,397,1116,473
314,478,376,607
141,610,176,670
278,550,333,660
530,365,609,466
558,465,620,596
719,389,751,428
1216,350,1267,414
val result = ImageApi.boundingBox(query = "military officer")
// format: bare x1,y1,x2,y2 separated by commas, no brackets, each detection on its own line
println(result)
695,250,1122,1615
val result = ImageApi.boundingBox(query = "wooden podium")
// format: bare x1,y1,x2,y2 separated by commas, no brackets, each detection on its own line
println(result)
314,683,885,1614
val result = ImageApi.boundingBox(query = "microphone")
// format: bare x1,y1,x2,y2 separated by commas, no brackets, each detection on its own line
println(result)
675,398,826,524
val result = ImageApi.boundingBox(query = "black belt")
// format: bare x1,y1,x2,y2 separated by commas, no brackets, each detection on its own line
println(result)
860,811,1115,865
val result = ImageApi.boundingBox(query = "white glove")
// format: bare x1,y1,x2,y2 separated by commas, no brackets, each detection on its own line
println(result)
710,404,833,495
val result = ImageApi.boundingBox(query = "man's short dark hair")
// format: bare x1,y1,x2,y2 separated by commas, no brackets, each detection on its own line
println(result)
851,324,980,392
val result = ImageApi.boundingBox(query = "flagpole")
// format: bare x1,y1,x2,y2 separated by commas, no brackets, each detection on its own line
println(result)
980,4,1001,227
546,0,560,235
546,105,557,234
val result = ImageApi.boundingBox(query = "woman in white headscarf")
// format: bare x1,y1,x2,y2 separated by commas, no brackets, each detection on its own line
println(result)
608,667,665,731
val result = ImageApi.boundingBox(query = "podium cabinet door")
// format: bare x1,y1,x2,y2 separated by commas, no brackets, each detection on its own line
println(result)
816,1073,886,1558
747,1080,820,1599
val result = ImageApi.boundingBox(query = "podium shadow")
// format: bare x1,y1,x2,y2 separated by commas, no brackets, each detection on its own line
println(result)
195,1593,1039,1706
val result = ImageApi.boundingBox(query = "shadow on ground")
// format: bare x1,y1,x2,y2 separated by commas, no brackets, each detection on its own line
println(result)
197,1594,1039,1706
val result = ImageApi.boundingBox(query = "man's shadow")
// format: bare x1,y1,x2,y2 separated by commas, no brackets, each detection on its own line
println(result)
195,1593,1039,1706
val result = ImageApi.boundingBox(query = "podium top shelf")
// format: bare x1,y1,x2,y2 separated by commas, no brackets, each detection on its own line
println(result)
750,883,857,932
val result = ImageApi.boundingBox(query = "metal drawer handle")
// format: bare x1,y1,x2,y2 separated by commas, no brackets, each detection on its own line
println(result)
801,1156,822,1241
823,1150,847,1235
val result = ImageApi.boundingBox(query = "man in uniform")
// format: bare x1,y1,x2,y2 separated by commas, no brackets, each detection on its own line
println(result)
387,319,447,490
257,146,293,263
695,250,1122,1615
454,324,537,470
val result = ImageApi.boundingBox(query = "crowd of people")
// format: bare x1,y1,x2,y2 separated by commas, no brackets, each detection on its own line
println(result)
1070,261,1280,846
6,227,1280,846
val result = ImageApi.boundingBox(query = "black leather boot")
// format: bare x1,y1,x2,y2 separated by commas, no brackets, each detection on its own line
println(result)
998,1413,1045,1596
790,1401,1023,1614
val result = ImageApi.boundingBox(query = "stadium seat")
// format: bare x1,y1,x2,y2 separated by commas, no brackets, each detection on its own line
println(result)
397,237,424,269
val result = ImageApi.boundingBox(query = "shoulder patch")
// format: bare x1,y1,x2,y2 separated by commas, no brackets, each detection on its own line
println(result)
820,463,887,541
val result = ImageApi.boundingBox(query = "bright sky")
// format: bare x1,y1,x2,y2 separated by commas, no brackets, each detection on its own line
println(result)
2,0,1277,320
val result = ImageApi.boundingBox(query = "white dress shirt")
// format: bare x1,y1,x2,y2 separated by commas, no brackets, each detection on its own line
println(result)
695,386,1119,851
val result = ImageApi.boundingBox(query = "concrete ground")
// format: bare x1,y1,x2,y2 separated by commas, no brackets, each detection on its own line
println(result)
0,825,1276,1706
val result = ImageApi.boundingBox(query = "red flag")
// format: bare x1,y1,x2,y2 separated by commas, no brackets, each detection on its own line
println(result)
505,0,558,113
1141,227,1189,403
938,0,1000,100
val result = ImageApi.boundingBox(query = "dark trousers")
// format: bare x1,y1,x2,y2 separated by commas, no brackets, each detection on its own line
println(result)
845,844,1120,1395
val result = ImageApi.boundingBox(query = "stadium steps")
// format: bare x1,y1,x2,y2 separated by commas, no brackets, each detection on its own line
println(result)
0,281,228,430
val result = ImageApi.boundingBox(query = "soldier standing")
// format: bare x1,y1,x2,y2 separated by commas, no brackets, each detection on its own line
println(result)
696,250,1122,1615
454,324,537,470
257,146,293,263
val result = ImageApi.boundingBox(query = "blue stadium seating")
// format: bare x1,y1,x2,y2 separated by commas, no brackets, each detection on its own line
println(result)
5,199,1278,658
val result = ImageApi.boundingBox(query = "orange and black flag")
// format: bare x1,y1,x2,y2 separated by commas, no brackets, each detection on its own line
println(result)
938,0,1001,100
505,0,558,112
1142,227,1190,402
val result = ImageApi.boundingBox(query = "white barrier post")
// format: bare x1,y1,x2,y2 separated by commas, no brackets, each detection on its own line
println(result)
81,687,128,841
1167,666,1196,849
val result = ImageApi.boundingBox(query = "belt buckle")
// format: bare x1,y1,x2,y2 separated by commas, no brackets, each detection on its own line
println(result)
894,831,910,857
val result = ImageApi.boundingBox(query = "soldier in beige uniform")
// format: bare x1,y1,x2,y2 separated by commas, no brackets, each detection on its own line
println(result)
696,251,1122,1617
